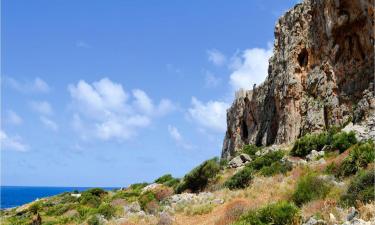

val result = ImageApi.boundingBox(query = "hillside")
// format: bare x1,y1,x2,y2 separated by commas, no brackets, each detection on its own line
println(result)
1,0,374,225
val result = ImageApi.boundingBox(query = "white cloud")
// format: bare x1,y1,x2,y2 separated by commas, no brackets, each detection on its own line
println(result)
0,130,28,152
68,78,175,141
168,125,182,141
30,101,53,115
188,97,229,132
229,46,273,91
40,116,58,131
5,110,23,125
204,71,221,88
167,125,194,150
6,77,50,93
207,49,226,66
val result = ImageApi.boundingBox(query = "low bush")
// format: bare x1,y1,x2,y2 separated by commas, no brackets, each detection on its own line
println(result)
111,189,141,203
138,191,157,211
29,201,42,214
129,182,148,191
87,215,100,225
292,173,331,206
224,167,253,190
291,132,330,157
332,131,357,153
341,170,375,206
250,150,285,170
46,203,74,216
233,201,300,225
154,174,180,188
338,140,375,177
83,188,107,197
80,192,101,208
97,203,116,219
175,157,220,193
259,161,293,176
242,144,261,156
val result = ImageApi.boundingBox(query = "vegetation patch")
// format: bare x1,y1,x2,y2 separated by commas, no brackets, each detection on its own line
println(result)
225,167,253,190
338,140,374,177
233,201,300,225
341,170,375,206
175,157,220,193
292,173,332,206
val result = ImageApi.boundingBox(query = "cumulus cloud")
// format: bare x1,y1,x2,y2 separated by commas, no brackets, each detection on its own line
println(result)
5,110,23,125
168,125,194,150
188,97,229,132
207,49,226,66
30,101,53,115
68,78,175,141
5,77,50,93
40,116,59,131
229,46,273,91
0,130,28,152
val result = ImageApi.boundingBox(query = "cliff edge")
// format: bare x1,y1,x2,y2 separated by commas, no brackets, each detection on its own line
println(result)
222,0,374,159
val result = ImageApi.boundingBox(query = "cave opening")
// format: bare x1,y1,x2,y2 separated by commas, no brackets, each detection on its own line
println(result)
298,48,309,67
241,120,248,141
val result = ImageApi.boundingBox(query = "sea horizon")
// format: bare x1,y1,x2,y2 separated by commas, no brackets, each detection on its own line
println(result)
0,186,119,209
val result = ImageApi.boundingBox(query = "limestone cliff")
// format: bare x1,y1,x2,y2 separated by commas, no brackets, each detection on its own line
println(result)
222,0,375,159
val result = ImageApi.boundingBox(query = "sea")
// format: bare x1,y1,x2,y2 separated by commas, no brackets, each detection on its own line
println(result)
0,186,118,209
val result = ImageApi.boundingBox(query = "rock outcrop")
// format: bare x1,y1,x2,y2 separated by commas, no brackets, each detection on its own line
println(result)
222,0,374,159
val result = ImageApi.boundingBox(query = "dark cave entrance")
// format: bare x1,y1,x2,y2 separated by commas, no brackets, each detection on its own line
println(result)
298,48,309,67
241,120,248,141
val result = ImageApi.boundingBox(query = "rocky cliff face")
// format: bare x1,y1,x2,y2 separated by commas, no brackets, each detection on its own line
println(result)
222,0,374,159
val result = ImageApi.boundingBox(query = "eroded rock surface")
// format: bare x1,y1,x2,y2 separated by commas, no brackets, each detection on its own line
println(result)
222,0,374,159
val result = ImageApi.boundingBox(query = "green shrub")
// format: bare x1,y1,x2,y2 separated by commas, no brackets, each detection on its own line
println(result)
250,150,285,170
111,189,141,202
154,174,180,188
87,215,100,225
80,192,101,208
259,161,293,176
84,188,107,197
138,191,157,211
332,131,357,153
29,201,42,214
129,182,148,191
46,203,75,216
97,203,115,219
225,167,253,190
341,170,375,206
155,174,173,184
242,144,261,156
291,132,330,157
292,173,331,206
175,157,220,193
233,201,300,225
220,159,228,169
338,140,375,177
77,206,98,221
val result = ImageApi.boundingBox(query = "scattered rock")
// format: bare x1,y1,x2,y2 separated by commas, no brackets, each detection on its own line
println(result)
157,212,174,225
124,202,141,214
142,183,163,192
306,150,325,161
303,217,327,225
342,218,372,225
346,207,358,221
228,154,252,168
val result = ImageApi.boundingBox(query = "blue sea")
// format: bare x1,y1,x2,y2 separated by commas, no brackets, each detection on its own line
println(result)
0,186,118,209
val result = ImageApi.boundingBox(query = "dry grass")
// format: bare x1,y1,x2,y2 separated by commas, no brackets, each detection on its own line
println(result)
358,203,375,221
214,199,250,225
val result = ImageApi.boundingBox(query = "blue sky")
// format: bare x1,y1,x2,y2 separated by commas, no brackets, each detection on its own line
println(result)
1,0,298,187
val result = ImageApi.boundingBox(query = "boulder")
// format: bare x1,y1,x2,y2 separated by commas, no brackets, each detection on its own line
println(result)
228,154,252,168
